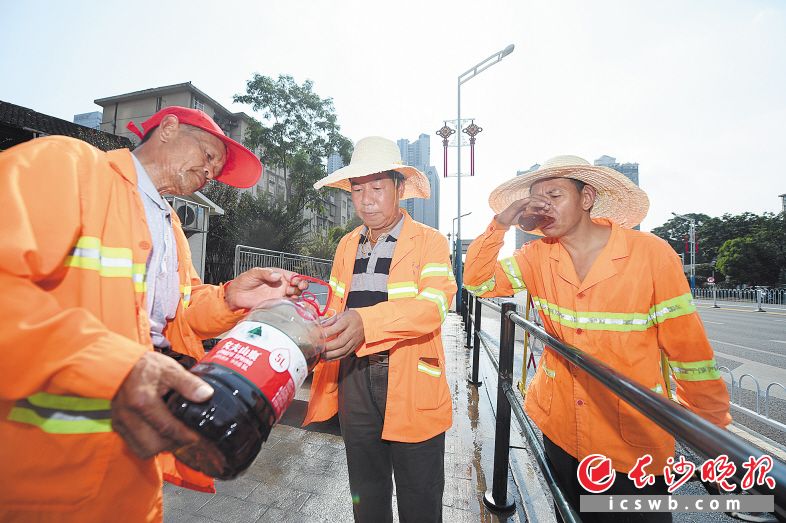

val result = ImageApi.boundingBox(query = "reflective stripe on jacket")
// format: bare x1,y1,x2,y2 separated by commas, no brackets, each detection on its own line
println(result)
0,137,244,521
464,217,731,473
303,211,457,443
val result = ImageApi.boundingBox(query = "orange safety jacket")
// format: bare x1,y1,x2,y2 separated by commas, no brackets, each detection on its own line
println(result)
464,218,731,473
303,212,457,443
0,137,244,522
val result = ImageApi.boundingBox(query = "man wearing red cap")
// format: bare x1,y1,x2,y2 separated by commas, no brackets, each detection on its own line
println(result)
0,107,305,522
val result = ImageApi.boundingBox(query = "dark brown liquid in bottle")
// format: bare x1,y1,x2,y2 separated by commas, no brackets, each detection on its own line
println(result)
167,299,325,479
518,214,554,231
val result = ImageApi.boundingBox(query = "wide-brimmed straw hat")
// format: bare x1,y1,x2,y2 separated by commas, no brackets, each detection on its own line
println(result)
314,136,431,199
488,155,649,232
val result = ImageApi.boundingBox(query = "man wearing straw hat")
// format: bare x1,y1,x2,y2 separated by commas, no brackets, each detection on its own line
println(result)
304,136,457,522
464,156,731,521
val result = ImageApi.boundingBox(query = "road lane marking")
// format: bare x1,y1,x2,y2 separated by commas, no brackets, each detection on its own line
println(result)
771,340,786,344
696,304,786,317
709,339,786,357
702,320,725,324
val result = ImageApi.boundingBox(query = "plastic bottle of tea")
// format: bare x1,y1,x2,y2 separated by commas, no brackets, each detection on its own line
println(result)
167,298,326,479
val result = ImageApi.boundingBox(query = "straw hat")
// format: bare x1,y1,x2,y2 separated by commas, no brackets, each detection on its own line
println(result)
314,136,431,199
488,155,649,231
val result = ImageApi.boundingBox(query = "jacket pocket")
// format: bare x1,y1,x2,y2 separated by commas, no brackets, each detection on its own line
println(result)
618,398,671,448
415,357,444,410
530,352,556,415
1,426,116,508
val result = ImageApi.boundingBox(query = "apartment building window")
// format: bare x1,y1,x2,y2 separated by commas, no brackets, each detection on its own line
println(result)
156,97,163,111
193,99,206,112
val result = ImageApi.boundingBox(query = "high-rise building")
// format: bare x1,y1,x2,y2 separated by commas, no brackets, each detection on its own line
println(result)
327,151,345,175
594,155,639,186
779,193,786,214
397,133,439,229
73,111,102,130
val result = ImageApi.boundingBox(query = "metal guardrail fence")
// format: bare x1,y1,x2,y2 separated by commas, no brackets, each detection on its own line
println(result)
693,288,786,306
718,366,786,433
460,288,786,522
233,245,332,280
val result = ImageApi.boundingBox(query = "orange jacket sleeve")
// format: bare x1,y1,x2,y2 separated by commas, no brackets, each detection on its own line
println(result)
651,239,732,427
355,229,457,356
463,218,526,297
183,282,245,339
169,211,244,340
0,139,148,401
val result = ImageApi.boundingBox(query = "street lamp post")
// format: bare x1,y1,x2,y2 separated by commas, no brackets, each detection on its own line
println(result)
456,43,515,312
672,212,696,291
452,212,472,276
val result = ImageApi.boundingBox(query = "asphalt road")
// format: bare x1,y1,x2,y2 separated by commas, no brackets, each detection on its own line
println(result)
473,296,786,445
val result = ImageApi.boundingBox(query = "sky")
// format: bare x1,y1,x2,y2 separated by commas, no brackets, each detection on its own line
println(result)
2,0,784,253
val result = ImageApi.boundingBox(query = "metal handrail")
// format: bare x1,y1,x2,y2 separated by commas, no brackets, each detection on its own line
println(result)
508,306,786,518
464,291,786,521
470,300,579,521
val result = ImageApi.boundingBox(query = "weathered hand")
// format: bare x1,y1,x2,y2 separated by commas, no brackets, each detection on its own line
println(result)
225,268,308,311
322,309,366,361
111,351,214,459
495,195,551,227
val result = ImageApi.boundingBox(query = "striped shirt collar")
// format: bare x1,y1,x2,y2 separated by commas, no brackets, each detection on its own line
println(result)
361,212,405,242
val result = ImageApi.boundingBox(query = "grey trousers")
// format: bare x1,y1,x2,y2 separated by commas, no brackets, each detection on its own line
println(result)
338,353,445,523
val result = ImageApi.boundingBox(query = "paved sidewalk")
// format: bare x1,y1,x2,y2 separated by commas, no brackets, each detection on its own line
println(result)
164,313,530,522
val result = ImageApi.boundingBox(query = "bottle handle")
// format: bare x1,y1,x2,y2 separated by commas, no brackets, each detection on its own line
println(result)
292,274,333,317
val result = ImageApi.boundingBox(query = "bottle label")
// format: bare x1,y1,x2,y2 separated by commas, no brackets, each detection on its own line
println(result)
201,320,308,419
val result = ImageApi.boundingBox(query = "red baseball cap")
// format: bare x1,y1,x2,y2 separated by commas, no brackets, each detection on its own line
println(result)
126,106,262,188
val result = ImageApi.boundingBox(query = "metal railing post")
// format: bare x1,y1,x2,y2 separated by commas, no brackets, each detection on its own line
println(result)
469,295,483,386
466,292,474,348
483,301,516,513
461,289,468,338
712,284,719,308
757,288,766,312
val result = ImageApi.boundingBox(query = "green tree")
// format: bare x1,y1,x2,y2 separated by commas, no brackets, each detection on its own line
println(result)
651,213,710,262
200,183,310,283
200,182,242,284
301,216,362,260
716,235,780,285
651,211,786,286
652,212,775,266
236,192,309,254
233,74,352,210
697,212,770,264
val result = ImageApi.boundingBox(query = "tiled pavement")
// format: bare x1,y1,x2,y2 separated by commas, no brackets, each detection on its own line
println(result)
164,313,542,522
